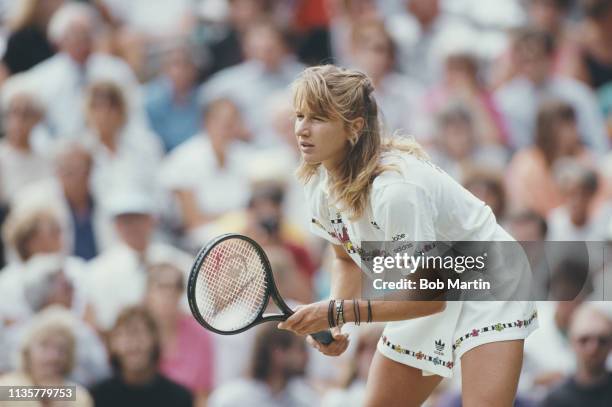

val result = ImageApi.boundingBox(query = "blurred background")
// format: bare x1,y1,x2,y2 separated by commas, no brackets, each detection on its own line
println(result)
0,0,611,406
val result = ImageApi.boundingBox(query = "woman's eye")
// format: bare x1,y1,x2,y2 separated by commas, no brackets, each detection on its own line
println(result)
313,117,324,122
296,114,304,120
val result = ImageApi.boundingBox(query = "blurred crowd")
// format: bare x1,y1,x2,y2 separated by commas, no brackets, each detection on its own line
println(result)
0,0,611,406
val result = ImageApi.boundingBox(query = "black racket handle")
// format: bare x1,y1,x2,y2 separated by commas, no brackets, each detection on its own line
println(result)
311,330,334,345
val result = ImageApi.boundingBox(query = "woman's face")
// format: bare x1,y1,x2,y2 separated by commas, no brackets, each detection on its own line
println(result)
294,111,349,169
353,30,392,79
556,119,580,156
145,269,183,319
89,94,124,136
28,331,71,382
111,319,156,374
26,218,63,260
4,96,41,144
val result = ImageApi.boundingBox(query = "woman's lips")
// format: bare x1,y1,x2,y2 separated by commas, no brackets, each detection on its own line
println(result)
299,141,315,153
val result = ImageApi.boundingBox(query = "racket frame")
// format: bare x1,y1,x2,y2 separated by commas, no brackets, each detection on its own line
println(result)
188,233,297,336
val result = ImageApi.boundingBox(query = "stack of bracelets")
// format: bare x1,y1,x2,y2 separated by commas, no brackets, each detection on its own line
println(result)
327,299,373,328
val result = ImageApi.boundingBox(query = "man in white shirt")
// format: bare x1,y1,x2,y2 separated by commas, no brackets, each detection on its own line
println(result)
23,2,144,142
494,28,608,151
86,189,192,331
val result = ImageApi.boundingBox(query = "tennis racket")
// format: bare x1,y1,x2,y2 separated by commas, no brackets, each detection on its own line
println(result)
187,233,334,345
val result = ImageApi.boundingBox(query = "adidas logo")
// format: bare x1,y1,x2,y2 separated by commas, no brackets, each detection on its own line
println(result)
435,339,445,352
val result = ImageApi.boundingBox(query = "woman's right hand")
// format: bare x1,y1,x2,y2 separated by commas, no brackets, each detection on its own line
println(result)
306,327,349,356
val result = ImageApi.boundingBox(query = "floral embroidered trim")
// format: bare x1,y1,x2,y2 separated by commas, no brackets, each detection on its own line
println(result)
380,335,455,370
380,310,538,370
452,310,538,351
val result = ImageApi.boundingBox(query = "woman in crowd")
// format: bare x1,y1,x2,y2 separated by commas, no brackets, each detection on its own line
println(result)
91,306,192,407
0,307,92,406
144,263,214,407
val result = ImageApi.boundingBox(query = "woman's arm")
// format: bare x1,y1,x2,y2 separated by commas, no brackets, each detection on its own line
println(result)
329,243,362,298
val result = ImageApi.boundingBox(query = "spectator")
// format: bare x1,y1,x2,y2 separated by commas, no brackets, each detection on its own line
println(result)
206,0,274,74
327,0,381,68
321,324,384,407
23,2,144,139
0,89,50,206
160,98,252,248
0,307,93,407
14,141,112,261
144,262,214,407
91,306,192,407
463,169,507,222
208,323,317,407
522,262,592,402
565,0,612,91
506,100,593,216
506,210,549,242
0,256,110,386
86,189,191,331
386,0,474,86
0,207,63,267
430,105,508,183
83,80,163,205
348,19,425,137
0,0,63,81
145,42,201,152
540,303,612,406
492,0,577,88
201,21,304,146
494,27,608,151
424,47,509,146
547,161,611,240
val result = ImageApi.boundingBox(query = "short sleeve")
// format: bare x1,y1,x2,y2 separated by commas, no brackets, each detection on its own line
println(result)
372,182,437,242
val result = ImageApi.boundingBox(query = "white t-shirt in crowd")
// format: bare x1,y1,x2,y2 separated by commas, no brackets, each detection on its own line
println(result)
160,134,252,217
0,142,51,204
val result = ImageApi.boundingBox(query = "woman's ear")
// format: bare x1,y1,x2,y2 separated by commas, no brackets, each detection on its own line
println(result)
350,117,365,137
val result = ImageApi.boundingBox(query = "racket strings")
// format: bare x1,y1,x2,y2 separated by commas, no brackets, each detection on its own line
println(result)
195,238,268,331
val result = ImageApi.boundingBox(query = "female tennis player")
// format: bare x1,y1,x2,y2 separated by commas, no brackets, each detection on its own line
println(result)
277,65,538,406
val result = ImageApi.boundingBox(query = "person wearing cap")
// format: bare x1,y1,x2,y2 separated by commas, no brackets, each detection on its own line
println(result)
86,189,191,332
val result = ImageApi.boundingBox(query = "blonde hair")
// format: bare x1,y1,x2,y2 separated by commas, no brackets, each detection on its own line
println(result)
19,306,76,377
292,65,428,219
2,208,60,261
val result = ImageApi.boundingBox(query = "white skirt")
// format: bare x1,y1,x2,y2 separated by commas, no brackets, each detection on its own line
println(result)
377,300,538,377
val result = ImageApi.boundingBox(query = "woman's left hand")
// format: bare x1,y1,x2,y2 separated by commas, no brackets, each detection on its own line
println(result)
277,300,331,336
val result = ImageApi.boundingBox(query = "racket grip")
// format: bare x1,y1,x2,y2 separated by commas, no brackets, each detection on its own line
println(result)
311,330,334,345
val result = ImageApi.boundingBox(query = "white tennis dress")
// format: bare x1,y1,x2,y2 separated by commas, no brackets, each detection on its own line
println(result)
304,151,538,377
